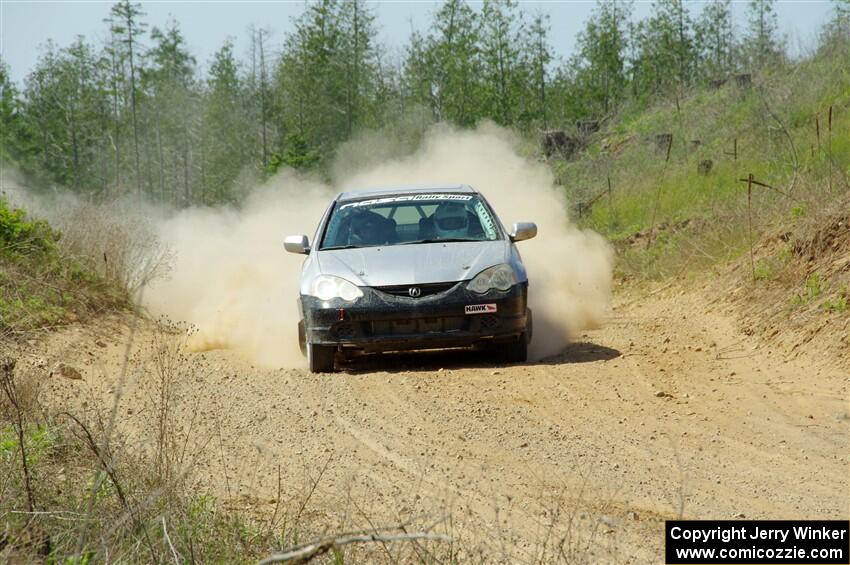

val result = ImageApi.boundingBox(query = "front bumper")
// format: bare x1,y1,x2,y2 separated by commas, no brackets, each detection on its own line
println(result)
300,282,528,352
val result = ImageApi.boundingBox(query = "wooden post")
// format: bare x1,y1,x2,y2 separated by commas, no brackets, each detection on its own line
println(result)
816,116,821,150
646,136,673,250
726,137,738,161
747,173,755,282
828,106,833,193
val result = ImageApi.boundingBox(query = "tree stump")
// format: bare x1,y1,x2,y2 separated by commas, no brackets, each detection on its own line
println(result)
542,131,581,159
698,159,713,175
735,74,752,89
576,120,600,136
709,78,727,90
654,133,673,154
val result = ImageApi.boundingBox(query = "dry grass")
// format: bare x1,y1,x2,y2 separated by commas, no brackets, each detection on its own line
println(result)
0,319,642,563
51,199,172,296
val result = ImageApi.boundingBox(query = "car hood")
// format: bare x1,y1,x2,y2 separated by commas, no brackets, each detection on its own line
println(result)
316,241,509,287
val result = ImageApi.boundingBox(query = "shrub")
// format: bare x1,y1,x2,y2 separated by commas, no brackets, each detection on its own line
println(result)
0,197,60,259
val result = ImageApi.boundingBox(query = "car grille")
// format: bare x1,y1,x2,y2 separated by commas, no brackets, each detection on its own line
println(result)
478,315,501,331
371,316,466,336
373,281,459,298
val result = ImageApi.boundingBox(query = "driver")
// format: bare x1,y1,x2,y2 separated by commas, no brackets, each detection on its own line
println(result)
350,210,390,245
433,202,470,239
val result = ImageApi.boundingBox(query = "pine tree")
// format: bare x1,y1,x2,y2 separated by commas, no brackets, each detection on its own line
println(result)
106,0,147,195
102,22,127,191
277,1,348,158
425,0,482,125
695,0,736,81
573,0,633,116
145,20,197,204
743,0,781,69
401,28,437,120
21,39,110,193
340,0,378,135
0,58,37,170
632,0,695,94
525,12,552,128
250,26,272,169
819,0,850,50
480,0,525,125
203,40,250,203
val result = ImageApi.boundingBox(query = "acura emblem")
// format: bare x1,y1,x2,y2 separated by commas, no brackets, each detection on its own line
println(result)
408,287,421,298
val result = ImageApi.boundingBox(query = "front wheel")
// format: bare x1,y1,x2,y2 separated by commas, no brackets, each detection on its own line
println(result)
307,342,336,373
502,332,528,363
298,321,307,356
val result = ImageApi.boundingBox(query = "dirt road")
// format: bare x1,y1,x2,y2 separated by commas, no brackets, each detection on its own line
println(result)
37,285,849,562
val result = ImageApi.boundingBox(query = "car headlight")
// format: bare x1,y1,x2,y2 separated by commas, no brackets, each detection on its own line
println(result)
309,275,363,301
467,264,516,294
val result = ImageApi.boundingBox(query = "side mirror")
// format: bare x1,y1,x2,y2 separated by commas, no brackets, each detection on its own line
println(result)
284,234,310,255
509,222,537,242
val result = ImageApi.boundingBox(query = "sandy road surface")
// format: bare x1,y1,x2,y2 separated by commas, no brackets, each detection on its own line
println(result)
37,286,849,562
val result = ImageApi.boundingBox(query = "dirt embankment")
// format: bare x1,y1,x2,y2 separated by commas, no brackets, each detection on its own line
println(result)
20,277,849,562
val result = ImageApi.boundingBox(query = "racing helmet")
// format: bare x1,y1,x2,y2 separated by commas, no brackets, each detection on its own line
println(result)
433,203,469,239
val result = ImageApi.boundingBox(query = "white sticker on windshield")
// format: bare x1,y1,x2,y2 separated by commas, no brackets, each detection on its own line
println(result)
473,200,498,239
340,194,473,209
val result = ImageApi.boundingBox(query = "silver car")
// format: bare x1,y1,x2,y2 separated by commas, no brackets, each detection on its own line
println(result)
284,185,537,372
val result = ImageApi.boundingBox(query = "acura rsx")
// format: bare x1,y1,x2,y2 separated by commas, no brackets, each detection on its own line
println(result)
284,185,537,372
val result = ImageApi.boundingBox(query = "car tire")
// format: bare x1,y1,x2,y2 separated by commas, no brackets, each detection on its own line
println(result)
307,342,336,373
502,332,528,364
298,321,307,357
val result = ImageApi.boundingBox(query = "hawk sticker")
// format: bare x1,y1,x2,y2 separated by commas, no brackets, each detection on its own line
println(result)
464,304,497,315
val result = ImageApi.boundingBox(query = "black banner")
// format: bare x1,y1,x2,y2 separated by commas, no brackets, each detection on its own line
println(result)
666,520,850,564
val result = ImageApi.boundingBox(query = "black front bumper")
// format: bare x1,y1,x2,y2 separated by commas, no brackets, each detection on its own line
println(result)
300,282,528,352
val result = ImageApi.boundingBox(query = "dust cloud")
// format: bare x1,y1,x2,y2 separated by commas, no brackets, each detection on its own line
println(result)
144,173,331,367
144,123,612,365
3,123,613,365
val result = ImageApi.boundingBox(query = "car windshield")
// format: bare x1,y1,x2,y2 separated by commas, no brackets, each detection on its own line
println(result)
320,193,502,250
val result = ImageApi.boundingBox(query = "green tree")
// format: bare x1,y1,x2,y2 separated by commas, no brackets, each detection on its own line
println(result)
0,58,36,169
571,0,633,116
102,21,127,191
423,0,483,125
479,0,525,125
248,25,272,169
695,0,737,81
22,39,110,194
144,19,198,204
277,1,346,155
632,0,696,95
202,39,251,203
340,0,378,135
401,28,436,120
106,0,147,195
819,0,850,51
743,0,782,69
524,12,553,128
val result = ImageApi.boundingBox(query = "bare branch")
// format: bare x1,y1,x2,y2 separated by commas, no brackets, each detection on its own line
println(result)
257,532,451,565
161,516,180,565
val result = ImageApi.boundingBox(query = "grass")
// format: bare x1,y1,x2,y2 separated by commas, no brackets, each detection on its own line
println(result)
557,41,849,282
0,197,127,334
0,332,287,563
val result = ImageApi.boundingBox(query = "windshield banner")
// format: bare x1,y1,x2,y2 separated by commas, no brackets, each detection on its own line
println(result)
340,193,473,209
